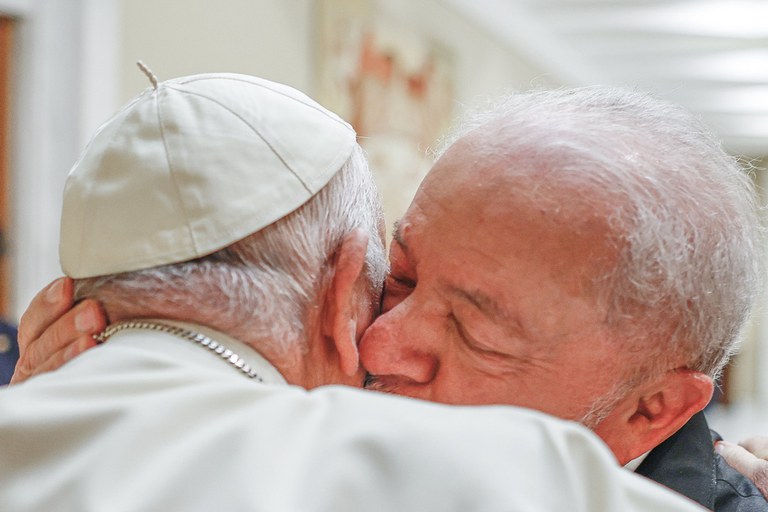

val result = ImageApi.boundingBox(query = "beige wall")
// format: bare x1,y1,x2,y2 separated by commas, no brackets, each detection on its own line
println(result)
118,0,549,105
116,0,552,227
372,0,552,104
119,0,314,101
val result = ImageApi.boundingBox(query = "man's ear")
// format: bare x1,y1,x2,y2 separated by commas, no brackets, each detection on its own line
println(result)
596,369,714,465
322,229,370,377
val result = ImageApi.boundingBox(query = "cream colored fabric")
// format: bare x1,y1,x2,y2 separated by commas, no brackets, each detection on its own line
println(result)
0,326,704,512
60,73,355,278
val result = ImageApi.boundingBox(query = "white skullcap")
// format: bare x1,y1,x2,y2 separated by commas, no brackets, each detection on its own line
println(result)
60,72,356,278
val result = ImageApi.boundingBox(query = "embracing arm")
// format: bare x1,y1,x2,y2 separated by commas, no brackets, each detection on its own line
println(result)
11,278,106,384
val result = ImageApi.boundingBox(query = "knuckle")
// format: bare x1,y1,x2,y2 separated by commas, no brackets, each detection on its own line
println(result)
12,358,33,383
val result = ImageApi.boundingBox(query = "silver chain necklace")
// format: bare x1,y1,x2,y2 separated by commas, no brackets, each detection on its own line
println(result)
95,320,264,382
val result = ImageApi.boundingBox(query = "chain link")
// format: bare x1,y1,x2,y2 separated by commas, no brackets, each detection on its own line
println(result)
95,320,264,382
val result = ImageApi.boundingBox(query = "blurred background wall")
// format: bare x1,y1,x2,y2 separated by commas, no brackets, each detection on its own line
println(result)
0,0,765,436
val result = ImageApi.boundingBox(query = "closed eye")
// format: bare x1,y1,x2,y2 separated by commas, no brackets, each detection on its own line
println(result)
450,313,509,360
388,274,416,289
381,275,415,313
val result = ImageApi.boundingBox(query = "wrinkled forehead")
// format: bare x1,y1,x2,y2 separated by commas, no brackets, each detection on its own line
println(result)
422,133,619,227
406,135,623,295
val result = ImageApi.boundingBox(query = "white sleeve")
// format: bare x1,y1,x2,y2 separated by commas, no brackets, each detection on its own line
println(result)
285,386,705,512
0,368,705,511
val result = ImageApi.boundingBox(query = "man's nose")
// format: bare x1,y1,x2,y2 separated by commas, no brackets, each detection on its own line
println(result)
358,309,439,385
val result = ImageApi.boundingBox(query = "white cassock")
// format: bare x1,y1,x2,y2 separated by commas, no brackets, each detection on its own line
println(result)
0,321,704,512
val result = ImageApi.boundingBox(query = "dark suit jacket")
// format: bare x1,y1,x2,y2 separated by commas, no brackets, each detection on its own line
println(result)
637,411,767,511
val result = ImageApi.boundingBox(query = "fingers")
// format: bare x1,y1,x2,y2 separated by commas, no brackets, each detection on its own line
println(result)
17,278,75,352
716,441,760,474
11,298,107,384
740,437,768,460
12,334,100,384
716,440,768,499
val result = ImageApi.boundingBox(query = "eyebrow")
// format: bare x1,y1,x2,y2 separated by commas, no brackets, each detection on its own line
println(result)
452,287,507,321
391,220,408,251
450,286,526,338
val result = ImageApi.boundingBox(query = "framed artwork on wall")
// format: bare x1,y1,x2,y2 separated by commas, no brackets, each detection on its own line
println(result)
315,0,456,232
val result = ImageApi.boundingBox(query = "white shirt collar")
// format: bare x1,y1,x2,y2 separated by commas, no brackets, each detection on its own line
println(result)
624,451,651,471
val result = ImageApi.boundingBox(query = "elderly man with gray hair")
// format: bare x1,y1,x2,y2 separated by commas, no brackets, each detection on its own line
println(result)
357,87,767,510
0,72,704,511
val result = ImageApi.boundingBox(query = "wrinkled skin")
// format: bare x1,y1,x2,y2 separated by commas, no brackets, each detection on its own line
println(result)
716,438,768,499
357,139,714,465
12,278,104,385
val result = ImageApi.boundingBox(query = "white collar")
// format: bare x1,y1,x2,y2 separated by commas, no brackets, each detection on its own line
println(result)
624,450,651,472
102,318,288,385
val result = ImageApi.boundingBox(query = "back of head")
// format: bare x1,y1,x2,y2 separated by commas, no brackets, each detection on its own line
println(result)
440,86,763,380
63,71,386,356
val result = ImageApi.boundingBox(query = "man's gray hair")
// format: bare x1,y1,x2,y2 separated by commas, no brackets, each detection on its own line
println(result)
75,144,387,357
439,86,763,382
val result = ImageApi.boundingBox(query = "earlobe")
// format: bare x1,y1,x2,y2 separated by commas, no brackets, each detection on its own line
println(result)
597,370,713,464
325,229,370,377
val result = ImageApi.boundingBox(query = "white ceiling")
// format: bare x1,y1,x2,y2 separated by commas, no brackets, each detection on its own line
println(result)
445,0,768,157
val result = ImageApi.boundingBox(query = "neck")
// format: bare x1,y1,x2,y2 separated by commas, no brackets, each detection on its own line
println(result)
105,306,306,383
105,305,359,389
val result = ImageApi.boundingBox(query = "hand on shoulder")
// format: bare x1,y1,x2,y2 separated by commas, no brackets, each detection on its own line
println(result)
12,278,106,384
716,437,768,499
